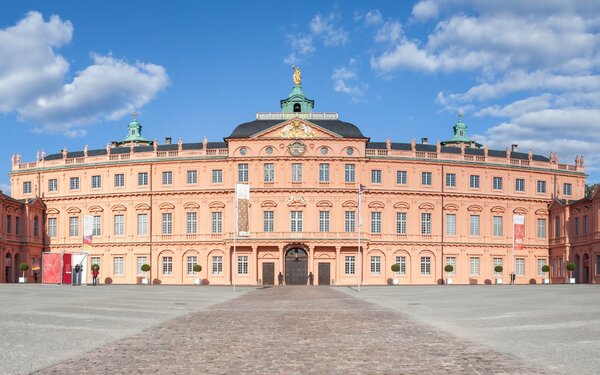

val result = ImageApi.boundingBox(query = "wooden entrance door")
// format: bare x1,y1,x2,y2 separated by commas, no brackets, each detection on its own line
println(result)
285,248,307,285
318,263,330,285
262,262,275,285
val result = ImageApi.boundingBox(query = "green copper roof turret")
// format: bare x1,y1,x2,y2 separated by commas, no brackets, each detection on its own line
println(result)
441,113,482,149
116,112,153,146
280,66,314,113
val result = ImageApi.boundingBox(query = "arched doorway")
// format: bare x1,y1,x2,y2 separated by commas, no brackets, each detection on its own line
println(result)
285,248,307,285
582,254,590,284
5,253,12,283
574,254,580,283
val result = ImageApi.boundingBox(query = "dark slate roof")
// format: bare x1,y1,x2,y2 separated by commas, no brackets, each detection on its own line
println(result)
227,119,367,139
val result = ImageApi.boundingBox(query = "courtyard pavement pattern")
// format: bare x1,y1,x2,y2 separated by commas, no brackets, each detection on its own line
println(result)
31,286,545,375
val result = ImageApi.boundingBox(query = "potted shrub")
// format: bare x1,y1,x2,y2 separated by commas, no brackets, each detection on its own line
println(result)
19,263,28,283
390,264,400,285
140,263,151,285
494,265,503,284
444,264,454,285
193,264,202,285
566,262,576,284
542,264,551,284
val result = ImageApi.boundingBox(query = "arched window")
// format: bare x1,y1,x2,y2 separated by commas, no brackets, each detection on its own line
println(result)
293,103,301,112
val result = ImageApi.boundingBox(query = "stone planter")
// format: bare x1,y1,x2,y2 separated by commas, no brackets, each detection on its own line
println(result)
142,278,149,285
543,278,550,284
446,278,453,285
19,277,26,283
496,278,503,285
392,278,399,285
568,278,576,284
194,278,201,285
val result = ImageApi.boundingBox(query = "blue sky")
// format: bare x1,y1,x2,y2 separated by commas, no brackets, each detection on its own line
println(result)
1,0,600,194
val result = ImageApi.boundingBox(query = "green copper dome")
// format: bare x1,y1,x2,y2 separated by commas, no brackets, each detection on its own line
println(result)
117,112,152,146
441,113,482,148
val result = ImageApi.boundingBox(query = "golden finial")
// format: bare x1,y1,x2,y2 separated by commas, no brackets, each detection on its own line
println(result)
133,111,137,120
292,65,302,86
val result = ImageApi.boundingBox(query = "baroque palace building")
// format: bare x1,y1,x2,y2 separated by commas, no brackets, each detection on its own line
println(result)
7,71,591,285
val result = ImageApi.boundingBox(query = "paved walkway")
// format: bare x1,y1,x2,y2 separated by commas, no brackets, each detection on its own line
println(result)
34,286,543,374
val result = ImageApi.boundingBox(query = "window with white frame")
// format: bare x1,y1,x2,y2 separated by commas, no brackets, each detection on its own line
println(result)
114,257,124,276
421,172,432,186
446,256,456,275
470,215,480,236
470,175,480,189
515,178,525,192
290,211,303,232
114,214,124,236
345,256,355,274
319,211,330,232
114,174,125,187
264,163,275,182
187,256,197,274
470,257,480,276
162,171,173,185
345,211,355,232
23,181,32,194
212,212,222,233
186,212,197,234
396,170,407,185
446,173,456,187
421,213,432,234
162,256,173,275
493,176,503,190
138,172,148,186
187,170,198,184
537,218,546,238
396,212,407,234
395,256,406,274
91,256,100,269
563,183,572,196
212,169,223,183
319,163,330,182
137,213,148,235
371,211,382,233
537,259,547,276
371,256,381,275
263,211,274,232
48,179,58,192
421,256,431,275
292,163,302,182
137,256,147,275
493,216,503,237
48,217,57,237
162,213,172,234
345,164,356,183
493,258,503,276
92,175,101,189
516,258,525,276
93,215,101,236
70,177,80,190
238,255,248,275
371,170,382,184
446,214,456,236
537,180,546,193
238,163,249,182
69,216,79,237
213,256,223,274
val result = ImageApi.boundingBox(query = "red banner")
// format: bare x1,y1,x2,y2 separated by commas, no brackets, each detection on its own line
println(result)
42,253,62,284
513,215,525,250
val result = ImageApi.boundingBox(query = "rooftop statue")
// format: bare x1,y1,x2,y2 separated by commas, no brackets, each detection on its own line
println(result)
292,65,301,86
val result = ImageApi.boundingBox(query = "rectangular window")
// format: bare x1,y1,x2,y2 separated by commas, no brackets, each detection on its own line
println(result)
446,214,456,236
15,217,20,234
162,256,173,275
70,177,80,190
470,175,480,189
421,172,432,186
290,211,303,232
515,178,525,192
238,255,248,275
138,172,148,186
238,163,248,182
493,216,503,237
516,258,525,276
114,174,124,187
137,256,147,275
92,215,101,236
537,259,547,276
263,211,274,232
23,181,32,194
319,163,330,182
493,177,503,190
597,255,600,276
575,217,580,236
212,256,223,275
371,211,382,233
162,213,172,234
186,212,197,234
5,215,10,233
494,258,503,276
91,175,101,189
371,170,382,184
345,164,356,183
396,170,407,185
48,179,58,192
583,215,589,235
421,212,432,234
395,256,406,275
48,217,57,237
421,256,431,275
345,211,355,233
319,211,330,232
555,216,561,238
91,257,100,269
187,170,198,184
264,163,275,182
345,256,355,275
212,169,223,183
187,256,197,274
559,258,563,277
114,215,124,236
563,183,572,196
396,212,407,234
137,214,148,235
162,171,172,185
292,163,302,182
446,256,456,275
470,215,480,236
34,217,39,237
114,257,124,276
537,218,546,239
470,257,480,276
69,216,79,237
537,180,546,193
446,173,456,187
370,256,381,275
212,212,223,233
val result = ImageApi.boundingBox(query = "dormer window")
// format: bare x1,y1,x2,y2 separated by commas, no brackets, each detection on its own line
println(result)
293,103,301,112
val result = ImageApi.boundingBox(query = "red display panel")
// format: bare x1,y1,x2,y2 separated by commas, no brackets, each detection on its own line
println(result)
62,253,72,285
42,253,62,284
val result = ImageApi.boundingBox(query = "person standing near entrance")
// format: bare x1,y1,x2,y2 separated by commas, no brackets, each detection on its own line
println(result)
278,272,283,286
92,267,99,286
308,272,314,286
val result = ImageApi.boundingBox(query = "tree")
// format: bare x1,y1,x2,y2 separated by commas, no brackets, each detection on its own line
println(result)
391,264,400,273
19,263,28,280
566,262,576,281
193,264,202,273
141,263,151,284
91,264,100,271
494,265,503,273
444,264,454,273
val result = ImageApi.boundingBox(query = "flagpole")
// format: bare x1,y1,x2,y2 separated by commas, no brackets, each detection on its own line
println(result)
357,185,362,292
512,215,515,285
233,185,237,293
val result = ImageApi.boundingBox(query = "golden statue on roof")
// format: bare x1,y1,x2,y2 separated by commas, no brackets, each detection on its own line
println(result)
292,65,302,86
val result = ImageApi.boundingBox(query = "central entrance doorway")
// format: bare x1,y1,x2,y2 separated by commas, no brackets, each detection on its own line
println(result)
285,248,307,285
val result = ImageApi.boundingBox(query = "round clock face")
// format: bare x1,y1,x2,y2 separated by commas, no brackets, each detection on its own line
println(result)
240,147,247,155
265,146,273,154
321,147,328,155
346,148,354,156
289,141,306,156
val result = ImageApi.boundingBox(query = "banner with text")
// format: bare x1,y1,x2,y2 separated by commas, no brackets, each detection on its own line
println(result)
513,215,525,251
236,183,250,237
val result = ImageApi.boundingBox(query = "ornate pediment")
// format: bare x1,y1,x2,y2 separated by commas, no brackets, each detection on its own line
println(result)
253,118,341,139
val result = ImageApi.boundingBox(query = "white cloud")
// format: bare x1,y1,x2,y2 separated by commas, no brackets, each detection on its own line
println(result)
374,21,403,43
283,33,315,64
310,13,349,46
364,10,383,26
0,11,168,136
332,59,367,101
412,0,439,21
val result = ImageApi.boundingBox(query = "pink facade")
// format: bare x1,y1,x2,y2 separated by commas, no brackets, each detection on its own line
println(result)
7,84,587,286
